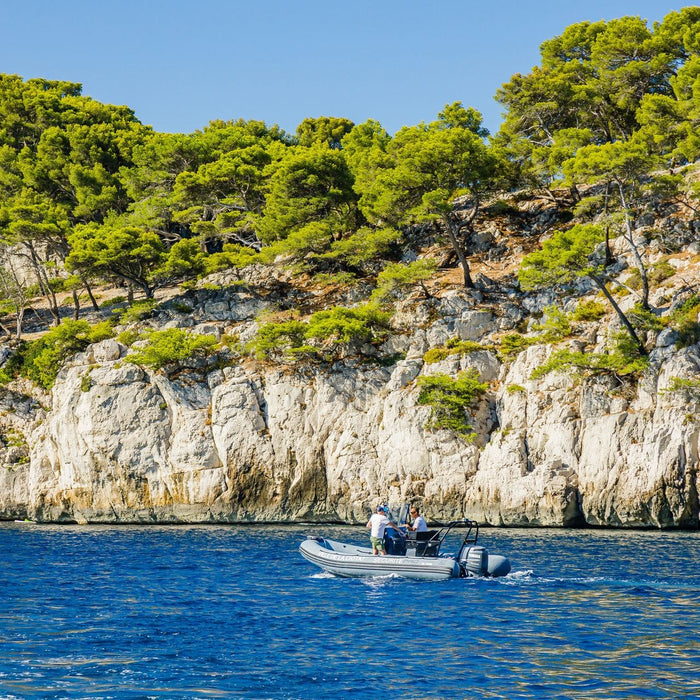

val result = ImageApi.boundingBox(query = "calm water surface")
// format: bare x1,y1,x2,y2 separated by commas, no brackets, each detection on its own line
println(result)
0,523,698,699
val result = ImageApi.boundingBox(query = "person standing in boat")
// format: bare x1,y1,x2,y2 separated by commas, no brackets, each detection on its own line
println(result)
407,506,428,532
367,505,403,556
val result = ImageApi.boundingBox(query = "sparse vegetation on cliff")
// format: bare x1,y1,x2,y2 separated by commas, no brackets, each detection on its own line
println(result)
416,370,488,439
125,328,219,371
0,319,114,389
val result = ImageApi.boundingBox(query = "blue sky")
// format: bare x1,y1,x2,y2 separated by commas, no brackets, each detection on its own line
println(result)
1,1,692,136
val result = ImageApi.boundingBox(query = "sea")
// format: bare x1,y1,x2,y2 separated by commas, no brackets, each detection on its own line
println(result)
0,522,698,700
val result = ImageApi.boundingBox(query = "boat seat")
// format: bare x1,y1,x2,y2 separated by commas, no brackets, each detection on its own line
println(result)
405,530,441,557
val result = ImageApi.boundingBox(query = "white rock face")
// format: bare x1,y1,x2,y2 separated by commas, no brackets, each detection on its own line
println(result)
1,328,698,527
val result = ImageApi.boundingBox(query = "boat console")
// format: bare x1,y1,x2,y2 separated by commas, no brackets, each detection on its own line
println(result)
383,518,480,560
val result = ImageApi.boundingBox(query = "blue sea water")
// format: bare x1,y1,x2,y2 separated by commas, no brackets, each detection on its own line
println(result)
0,523,699,700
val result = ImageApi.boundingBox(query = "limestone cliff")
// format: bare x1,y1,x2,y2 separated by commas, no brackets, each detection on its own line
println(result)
0,279,698,528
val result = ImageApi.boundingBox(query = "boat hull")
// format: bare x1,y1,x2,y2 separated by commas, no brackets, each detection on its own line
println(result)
299,538,461,581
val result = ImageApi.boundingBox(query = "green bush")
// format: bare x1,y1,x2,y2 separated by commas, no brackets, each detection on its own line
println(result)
628,303,664,332
117,299,159,324
649,258,675,285
116,328,142,347
486,199,520,216
625,268,642,290
23,283,42,298
312,272,357,287
250,304,392,360
285,344,321,361
125,328,218,370
572,300,607,322
202,244,261,275
668,295,700,348
371,259,438,304
532,305,572,341
498,333,538,361
423,340,484,364
416,369,488,440
3,320,115,389
80,370,93,392
100,295,128,308
24,278,68,298
306,304,392,345
531,333,649,380
572,195,605,220
250,320,308,360
661,376,700,400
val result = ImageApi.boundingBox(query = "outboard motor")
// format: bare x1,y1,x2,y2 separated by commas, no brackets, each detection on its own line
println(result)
486,554,512,577
460,545,488,577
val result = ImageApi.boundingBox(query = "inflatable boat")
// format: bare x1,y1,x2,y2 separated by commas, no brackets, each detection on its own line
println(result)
299,517,511,581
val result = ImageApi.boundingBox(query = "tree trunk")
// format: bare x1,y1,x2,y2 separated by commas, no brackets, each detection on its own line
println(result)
616,179,649,309
25,246,60,326
603,181,613,267
14,307,24,341
1,260,27,341
590,273,647,355
82,276,100,312
569,183,581,204
444,216,472,288
72,289,80,320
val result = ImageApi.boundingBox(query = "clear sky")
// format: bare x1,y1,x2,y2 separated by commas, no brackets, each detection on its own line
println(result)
0,0,692,136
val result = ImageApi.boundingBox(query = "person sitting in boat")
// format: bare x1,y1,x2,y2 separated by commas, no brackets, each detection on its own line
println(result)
407,506,428,532
366,505,404,556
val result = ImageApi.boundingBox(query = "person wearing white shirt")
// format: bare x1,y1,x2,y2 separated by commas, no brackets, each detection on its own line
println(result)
407,506,428,532
366,505,403,555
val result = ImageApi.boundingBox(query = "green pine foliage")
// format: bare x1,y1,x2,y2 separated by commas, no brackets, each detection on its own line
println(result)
531,333,649,380
0,319,114,389
531,305,573,342
572,300,607,322
371,259,438,304
202,244,262,275
311,272,357,287
250,320,308,360
416,369,488,440
627,303,665,332
423,339,485,364
3,10,700,352
321,226,400,270
648,258,676,285
306,304,391,345
668,295,700,347
250,304,392,361
125,328,218,370
498,334,539,361
661,376,700,400
116,299,159,324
